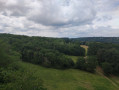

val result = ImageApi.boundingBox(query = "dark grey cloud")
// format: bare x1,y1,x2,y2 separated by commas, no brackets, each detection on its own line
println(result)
0,0,29,16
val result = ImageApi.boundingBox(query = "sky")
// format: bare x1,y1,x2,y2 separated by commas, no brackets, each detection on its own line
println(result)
0,0,119,37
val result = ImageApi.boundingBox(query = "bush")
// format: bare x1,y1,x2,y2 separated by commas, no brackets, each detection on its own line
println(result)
76,57,86,70
0,68,15,84
85,56,98,72
0,41,13,67
76,56,97,73
0,67,47,90
21,48,75,69
12,72,47,90
102,62,113,75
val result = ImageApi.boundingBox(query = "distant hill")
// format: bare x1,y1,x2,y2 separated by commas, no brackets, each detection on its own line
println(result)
71,37,119,43
0,33,119,43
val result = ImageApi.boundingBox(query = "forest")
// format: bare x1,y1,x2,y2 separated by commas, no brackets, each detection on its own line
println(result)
0,33,119,89
73,37,119,43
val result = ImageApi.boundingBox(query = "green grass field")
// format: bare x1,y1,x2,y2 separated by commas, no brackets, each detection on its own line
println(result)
110,76,119,86
65,55,81,63
20,61,119,90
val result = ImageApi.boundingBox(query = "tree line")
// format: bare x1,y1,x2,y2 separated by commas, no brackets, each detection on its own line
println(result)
0,34,85,69
88,42,119,75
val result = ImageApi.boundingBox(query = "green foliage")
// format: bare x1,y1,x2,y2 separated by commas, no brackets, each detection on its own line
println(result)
0,68,47,90
0,34,85,56
97,49,106,64
0,40,21,68
76,56,97,73
0,68,15,84
67,56,79,63
0,41,12,67
1,33,119,75
0,34,119,89
97,48,119,74
21,48,75,69
12,72,47,90
0,39,46,90
72,37,119,43
102,62,113,75
0,34,85,69
85,56,98,72
87,42,104,55
76,57,86,70
88,42,119,74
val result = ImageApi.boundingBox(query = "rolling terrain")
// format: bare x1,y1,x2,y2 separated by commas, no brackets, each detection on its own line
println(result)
19,61,119,90
1,34,119,90
19,45,119,90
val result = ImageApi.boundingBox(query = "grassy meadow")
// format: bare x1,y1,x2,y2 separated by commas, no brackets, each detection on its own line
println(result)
19,61,119,90
66,55,80,63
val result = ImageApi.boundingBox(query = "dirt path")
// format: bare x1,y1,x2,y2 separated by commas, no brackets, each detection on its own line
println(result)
80,45,88,57
96,66,119,88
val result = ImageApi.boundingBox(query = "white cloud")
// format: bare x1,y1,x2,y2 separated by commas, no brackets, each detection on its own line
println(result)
27,0,96,26
0,0,119,37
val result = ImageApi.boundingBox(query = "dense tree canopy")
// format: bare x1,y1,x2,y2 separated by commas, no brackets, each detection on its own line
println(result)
88,42,119,75
0,34,85,69
1,33,119,75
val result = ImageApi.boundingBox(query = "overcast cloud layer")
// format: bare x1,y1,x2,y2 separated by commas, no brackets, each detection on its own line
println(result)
0,0,119,37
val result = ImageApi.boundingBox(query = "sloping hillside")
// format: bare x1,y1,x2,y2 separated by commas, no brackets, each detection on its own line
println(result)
20,61,119,90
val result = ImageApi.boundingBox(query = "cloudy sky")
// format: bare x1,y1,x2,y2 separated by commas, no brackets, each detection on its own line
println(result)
0,0,119,37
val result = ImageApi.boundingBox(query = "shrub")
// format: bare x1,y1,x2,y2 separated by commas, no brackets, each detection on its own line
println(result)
76,57,86,70
102,62,113,75
0,41,13,67
76,56,97,73
85,56,98,72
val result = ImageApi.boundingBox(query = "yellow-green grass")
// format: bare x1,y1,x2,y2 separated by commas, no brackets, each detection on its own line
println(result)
80,45,88,56
20,61,119,90
110,76,119,86
65,55,81,63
